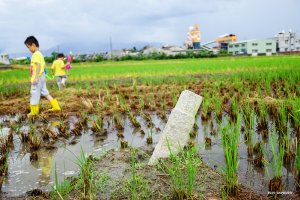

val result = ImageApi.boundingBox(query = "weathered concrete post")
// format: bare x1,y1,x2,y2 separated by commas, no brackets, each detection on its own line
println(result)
148,90,202,165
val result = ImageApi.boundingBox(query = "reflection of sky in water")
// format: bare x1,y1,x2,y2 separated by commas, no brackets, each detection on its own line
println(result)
0,112,298,196
1,113,166,196
196,113,297,193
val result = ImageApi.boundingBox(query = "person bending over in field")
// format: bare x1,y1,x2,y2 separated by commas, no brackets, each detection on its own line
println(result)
51,53,67,90
24,36,61,117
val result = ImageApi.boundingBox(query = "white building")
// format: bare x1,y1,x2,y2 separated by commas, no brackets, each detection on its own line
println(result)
275,30,300,52
0,54,10,65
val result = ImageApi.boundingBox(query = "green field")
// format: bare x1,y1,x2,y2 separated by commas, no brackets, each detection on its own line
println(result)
1,55,300,85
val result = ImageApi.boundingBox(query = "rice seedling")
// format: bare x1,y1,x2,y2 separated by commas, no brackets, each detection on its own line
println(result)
281,125,294,165
230,97,239,122
51,164,71,200
140,111,152,124
118,95,129,113
277,102,288,133
160,97,167,120
128,111,141,128
146,127,153,144
113,113,124,130
257,101,269,139
189,123,198,138
242,102,252,129
91,115,104,133
130,148,137,199
295,144,300,190
30,151,38,161
120,140,128,148
172,90,178,107
201,98,210,121
138,96,145,111
79,111,89,127
0,152,8,176
72,121,83,136
0,153,8,190
220,115,240,196
205,136,212,147
246,111,255,157
214,95,223,121
266,125,284,192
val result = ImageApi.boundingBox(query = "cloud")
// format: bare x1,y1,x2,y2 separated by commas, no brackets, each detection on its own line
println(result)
0,0,299,55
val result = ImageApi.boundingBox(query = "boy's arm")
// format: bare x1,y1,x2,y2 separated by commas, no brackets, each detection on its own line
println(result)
33,63,41,84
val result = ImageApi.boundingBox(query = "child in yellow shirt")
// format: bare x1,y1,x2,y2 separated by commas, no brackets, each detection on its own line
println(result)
51,53,67,90
24,36,61,117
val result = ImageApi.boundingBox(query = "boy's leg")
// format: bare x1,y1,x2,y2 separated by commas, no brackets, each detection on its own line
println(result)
28,77,42,116
41,73,61,111
61,76,66,87
56,76,62,90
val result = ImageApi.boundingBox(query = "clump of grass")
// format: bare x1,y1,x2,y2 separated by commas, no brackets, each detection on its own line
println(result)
57,120,69,138
72,121,83,136
28,125,41,151
74,147,97,199
51,164,71,200
41,127,57,140
221,116,240,197
159,144,201,199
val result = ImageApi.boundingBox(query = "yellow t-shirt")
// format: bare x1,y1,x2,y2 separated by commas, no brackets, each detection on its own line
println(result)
51,59,66,76
30,51,45,82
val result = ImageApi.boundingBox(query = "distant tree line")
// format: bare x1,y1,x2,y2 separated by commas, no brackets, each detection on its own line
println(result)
10,49,229,65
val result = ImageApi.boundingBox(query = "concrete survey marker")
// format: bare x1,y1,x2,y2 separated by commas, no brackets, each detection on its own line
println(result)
148,90,202,165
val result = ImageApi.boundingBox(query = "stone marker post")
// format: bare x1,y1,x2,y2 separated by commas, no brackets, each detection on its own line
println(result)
148,90,202,165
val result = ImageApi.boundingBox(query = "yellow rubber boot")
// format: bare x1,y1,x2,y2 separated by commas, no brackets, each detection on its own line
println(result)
48,99,61,111
28,105,39,117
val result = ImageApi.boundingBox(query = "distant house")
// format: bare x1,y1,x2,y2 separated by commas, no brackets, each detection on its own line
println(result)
142,45,185,56
161,45,184,56
228,39,276,56
0,54,10,65
142,46,163,55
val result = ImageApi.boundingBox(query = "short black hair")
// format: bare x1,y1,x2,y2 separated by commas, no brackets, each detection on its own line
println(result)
57,53,65,58
24,36,39,47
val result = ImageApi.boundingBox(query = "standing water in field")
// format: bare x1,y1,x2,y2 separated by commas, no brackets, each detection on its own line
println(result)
0,112,298,196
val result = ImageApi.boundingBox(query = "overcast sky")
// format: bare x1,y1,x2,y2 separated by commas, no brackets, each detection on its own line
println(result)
0,0,299,55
